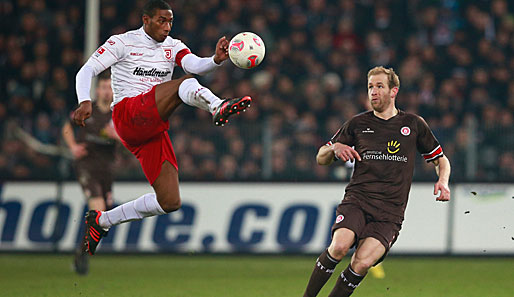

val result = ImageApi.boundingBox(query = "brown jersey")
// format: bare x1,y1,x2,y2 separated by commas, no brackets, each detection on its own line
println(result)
329,110,443,223
73,102,116,167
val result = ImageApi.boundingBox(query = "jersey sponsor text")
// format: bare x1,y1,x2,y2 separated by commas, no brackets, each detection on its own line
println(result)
133,67,171,77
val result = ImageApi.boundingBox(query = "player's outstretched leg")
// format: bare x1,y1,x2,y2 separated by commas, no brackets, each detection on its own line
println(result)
175,77,251,126
155,76,252,126
82,190,175,255
84,210,109,255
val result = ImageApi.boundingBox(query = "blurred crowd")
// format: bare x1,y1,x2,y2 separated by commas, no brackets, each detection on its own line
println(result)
1,0,514,182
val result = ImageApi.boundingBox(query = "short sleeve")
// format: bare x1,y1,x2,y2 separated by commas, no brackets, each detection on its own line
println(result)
173,39,189,56
326,118,356,147
416,116,443,162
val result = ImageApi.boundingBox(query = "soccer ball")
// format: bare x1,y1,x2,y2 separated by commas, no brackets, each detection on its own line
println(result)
228,32,265,69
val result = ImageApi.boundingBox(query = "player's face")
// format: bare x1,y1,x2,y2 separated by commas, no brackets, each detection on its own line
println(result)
96,79,113,104
143,9,173,42
368,74,395,113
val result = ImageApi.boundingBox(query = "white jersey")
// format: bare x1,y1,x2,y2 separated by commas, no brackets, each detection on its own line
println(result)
84,27,190,106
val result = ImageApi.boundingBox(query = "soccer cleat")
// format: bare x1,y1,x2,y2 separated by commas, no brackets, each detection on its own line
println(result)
212,96,252,126
83,210,108,256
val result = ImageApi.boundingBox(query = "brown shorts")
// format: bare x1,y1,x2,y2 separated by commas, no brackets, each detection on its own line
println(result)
74,159,113,208
331,199,402,264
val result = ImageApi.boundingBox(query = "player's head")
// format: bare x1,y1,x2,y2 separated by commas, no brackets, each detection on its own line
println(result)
96,73,113,104
142,0,173,42
367,66,400,113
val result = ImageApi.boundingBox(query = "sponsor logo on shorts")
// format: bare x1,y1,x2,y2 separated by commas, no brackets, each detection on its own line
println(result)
336,214,344,223
401,126,411,136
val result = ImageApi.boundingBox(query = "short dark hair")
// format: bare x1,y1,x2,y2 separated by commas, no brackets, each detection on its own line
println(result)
143,0,171,17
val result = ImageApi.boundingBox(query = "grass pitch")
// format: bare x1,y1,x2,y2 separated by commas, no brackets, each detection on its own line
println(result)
0,254,512,297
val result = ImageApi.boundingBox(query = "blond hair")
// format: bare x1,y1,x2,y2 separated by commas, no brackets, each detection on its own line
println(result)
367,66,400,89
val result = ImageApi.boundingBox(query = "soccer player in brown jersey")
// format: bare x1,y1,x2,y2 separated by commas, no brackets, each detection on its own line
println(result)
302,66,451,297
63,74,118,274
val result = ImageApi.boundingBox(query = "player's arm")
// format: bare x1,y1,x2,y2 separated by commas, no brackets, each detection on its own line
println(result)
62,122,87,159
317,143,361,165
180,36,227,75
432,155,451,201
316,145,336,165
319,119,359,165
74,64,96,127
416,115,451,202
75,37,123,126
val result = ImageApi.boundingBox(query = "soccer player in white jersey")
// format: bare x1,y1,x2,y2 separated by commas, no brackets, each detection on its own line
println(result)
74,0,252,255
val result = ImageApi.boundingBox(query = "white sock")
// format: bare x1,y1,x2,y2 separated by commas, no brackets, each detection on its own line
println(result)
178,78,223,113
98,193,166,228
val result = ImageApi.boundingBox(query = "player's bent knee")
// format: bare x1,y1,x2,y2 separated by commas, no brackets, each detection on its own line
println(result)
328,242,350,259
160,197,181,213
352,256,375,272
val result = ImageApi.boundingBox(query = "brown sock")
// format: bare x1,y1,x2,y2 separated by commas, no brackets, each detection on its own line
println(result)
327,264,365,297
303,249,340,297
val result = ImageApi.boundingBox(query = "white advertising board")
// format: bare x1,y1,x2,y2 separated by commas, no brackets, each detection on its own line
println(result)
0,182,510,254
451,184,514,254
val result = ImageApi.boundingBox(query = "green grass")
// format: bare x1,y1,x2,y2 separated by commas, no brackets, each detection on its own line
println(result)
0,254,513,297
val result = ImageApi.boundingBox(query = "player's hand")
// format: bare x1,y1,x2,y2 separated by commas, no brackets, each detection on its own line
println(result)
73,101,92,127
434,181,450,202
214,36,229,64
332,143,361,162
71,143,88,159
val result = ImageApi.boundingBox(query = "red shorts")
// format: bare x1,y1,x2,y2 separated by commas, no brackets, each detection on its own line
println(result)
112,86,178,184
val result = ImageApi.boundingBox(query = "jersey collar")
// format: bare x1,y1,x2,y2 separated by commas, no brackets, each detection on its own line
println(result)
371,108,402,122
139,26,162,45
